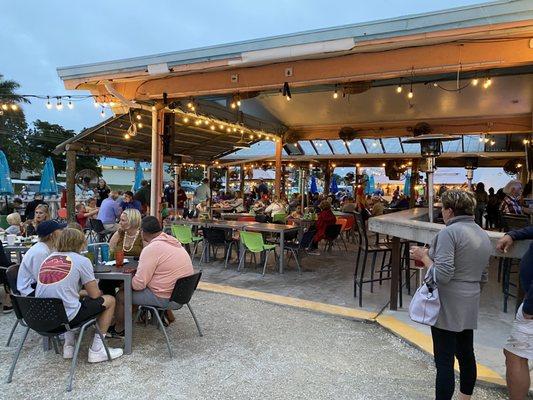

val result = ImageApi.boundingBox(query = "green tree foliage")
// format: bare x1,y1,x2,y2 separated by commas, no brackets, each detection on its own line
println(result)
28,120,101,175
0,75,101,175
0,74,30,173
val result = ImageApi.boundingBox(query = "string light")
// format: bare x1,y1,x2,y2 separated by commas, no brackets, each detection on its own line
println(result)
56,98,63,110
100,107,106,118
490,139,495,146
46,97,52,109
1,104,7,111
183,117,189,123
523,139,530,145
210,125,215,131
471,78,479,86
137,123,143,129
124,133,130,140
517,163,523,168
136,114,142,121
93,99,99,108
396,85,402,94
219,124,224,130
483,77,492,89
67,100,74,109
237,100,241,107
333,85,339,99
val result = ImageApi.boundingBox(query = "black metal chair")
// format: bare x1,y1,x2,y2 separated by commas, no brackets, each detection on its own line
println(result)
200,228,234,264
353,212,394,307
4,264,22,347
323,224,343,252
135,272,203,358
6,295,112,392
87,218,113,243
282,229,313,273
500,214,530,312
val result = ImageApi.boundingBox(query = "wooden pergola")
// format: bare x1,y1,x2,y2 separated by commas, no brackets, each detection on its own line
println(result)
56,0,533,219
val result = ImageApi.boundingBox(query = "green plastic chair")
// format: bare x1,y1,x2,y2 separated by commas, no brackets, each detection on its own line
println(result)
171,225,203,261
0,215,9,230
238,231,277,276
272,212,287,224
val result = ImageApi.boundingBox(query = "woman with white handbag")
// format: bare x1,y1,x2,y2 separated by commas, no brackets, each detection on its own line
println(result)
410,189,491,400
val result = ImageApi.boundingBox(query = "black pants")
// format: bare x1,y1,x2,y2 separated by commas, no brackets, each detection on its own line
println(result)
431,326,477,400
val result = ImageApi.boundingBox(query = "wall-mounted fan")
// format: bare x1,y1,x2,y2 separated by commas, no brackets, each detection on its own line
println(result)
75,169,99,190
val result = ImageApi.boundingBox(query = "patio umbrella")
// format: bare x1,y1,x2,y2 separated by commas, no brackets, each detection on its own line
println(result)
329,178,339,194
133,161,144,192
403,173,411,195
39,157,58,195
309,175,318,194
367,175,375,194
0,150,14,208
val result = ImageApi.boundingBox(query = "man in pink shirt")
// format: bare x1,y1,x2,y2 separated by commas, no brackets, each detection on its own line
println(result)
111,216,193,335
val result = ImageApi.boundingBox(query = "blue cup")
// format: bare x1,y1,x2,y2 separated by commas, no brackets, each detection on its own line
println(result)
100,244,110,262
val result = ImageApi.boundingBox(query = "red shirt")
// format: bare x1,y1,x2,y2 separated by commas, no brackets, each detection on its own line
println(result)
76,213,88,229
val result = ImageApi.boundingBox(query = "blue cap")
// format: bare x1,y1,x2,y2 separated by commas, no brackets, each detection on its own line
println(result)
36,220,67,237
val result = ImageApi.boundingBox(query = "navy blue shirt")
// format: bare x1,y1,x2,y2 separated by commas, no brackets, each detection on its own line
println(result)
508,226,533,314
120,200,142,212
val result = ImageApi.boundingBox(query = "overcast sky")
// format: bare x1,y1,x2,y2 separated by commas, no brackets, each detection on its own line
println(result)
0,0,487,133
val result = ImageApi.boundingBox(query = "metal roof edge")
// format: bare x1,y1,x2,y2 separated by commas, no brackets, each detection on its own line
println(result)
57,0,533,81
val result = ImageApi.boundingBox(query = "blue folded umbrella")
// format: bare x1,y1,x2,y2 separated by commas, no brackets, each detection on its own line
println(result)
0,150,14,195
329,178,339,194
309,175,318,194
39,157,58,195
403,173,411,195
133,161,144,192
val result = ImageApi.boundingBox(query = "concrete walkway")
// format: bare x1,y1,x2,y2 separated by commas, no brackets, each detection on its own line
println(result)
0,291,507,399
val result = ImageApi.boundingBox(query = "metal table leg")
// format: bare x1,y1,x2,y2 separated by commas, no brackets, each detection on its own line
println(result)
123,275,133,355
279,230,285,274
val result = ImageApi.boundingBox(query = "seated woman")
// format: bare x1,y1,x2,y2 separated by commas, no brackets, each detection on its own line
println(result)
24,203,50,236
307,200,337,255
265,197,285,218
3,212,22,235
36,228,123,362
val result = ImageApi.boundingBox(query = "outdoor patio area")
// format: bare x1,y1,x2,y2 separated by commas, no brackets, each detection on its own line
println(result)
0,290,508,399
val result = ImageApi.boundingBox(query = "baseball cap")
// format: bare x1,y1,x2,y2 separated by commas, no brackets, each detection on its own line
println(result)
36,220,67,237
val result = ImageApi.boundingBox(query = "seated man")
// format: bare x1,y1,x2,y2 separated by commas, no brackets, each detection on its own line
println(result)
17,220,65,296
112,216,193,335
96,191,121,233
75,203,98,229
36,228,122,362
120,191,142,212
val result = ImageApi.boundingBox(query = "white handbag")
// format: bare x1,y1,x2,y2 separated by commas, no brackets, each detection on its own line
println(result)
408,266,440,326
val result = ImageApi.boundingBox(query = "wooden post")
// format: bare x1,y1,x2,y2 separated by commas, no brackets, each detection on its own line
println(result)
239,165,245,200
65,147,76,222
324,162,331,195
409,160,419,208
173,165,179,216
225,168,230,194
274,139,282,197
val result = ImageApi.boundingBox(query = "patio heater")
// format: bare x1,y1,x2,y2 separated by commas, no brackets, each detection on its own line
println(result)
464,157,479,190
402,133,459,223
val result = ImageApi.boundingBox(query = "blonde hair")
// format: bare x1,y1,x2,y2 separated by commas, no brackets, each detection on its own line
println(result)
35,204,51,221
56,228,86,253
503,180,522,196
6,212,21,226
122,208,142,230
441,189,476,216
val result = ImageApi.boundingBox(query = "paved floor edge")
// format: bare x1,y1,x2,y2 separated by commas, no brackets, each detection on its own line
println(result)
197,281,507,388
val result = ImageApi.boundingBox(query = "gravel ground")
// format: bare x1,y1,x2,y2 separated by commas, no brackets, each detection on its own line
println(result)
0,291,507,399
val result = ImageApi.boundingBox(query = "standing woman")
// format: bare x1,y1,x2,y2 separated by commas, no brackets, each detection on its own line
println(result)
411,189,491,400
96,179,111,207
24,204,50,236
474,182,488,227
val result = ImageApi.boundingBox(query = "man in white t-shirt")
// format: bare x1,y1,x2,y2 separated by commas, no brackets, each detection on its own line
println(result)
36,228,122,362
17,220,65,296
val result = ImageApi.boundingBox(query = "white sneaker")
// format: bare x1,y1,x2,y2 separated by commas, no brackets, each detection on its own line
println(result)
88,346,123,363
63,344,75,359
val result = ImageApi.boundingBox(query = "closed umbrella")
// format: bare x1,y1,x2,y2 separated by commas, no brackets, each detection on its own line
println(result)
329,178,339,194
39,157,58,195
133,161,144,192
0,150,14,209
368,175,375,194
403,173,411,196
309,175,318,194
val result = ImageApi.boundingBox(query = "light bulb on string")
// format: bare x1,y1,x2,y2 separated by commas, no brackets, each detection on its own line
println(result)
46,97,52,110
100,108,106,118
230,101,237,109
67,100,74,109
490,140,495,146
56,98,63,110
483,77,492,89
219,124,224,130
396,85,402,94
471,78,479,86
333,85,339,99
124,133,130,140
407,89,414,99
93,99,99,108
136,114,142,121
183,117,189,123
1,104,7,111
210,125,215,131
237,100,241,107
137,123,143,129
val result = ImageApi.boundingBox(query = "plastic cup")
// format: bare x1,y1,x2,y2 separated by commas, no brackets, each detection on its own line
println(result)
6,234,16,245
100,244,110,262
115,250,124,267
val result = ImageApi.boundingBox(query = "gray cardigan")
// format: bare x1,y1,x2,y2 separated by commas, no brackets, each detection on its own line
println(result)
429,215,491,332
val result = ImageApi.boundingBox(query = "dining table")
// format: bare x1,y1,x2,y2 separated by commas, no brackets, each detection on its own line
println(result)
170,219,299,273
93,259,137,355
